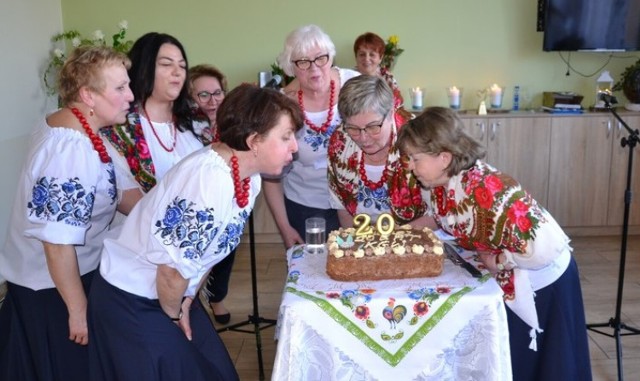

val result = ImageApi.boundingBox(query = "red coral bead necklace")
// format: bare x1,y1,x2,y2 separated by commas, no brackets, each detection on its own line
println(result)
70,107,111,163
230,149,250,208
297,80,336,134
359,132,393,190
359,152,389,190
142,105,177,152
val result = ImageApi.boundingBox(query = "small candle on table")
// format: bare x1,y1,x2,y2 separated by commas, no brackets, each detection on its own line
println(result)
411,87,423,110
448,86,461,109
489,84,503,108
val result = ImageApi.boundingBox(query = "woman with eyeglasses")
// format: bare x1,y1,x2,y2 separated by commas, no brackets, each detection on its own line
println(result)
263,24,360,247
396,107,592,381
189,64,227,142
328,75,432,227
188,64,235,325
353,32,412,128
101,32,210,213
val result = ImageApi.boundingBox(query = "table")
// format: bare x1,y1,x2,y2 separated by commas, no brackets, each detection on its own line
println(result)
272,245,512,381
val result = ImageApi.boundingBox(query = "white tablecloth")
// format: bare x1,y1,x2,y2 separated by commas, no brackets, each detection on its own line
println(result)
272,245,512,381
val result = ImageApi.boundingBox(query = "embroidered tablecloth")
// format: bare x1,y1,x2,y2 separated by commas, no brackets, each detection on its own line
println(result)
272,245,512,381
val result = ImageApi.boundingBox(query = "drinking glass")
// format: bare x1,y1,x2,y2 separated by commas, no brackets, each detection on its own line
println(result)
305,217,326,254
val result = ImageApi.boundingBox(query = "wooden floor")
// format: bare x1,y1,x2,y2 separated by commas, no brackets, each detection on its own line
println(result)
213,235,640,381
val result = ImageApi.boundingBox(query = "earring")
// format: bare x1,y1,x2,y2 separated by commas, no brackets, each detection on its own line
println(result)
89,109,94,117
253,148,258,157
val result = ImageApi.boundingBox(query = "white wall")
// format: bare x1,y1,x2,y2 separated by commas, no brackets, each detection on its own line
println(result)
0,0,62,282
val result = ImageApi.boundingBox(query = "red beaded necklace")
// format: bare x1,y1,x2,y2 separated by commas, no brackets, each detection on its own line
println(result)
358,132,394,190
70,107,111,163
359,151,390,190
230,151,250,208
434,186,456,216
297,80,336,133
142,105,177,152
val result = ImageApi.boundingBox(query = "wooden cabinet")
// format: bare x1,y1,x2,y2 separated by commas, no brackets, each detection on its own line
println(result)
547,115,613,227
607,116,640,227
461,116,551,207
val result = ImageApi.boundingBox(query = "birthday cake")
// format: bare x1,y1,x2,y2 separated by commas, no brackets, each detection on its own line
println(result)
325,214,444,281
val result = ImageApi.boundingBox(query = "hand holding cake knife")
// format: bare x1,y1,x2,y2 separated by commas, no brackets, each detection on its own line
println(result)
443,241,483,278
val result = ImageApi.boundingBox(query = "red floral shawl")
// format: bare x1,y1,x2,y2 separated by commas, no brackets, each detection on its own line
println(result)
327,122,425,224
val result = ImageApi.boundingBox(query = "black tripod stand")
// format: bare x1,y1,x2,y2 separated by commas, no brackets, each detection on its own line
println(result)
586,95,640,381
216,214,277,381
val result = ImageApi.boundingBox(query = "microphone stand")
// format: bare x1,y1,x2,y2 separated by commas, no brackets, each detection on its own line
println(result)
216,213,276,381
586,98,640,381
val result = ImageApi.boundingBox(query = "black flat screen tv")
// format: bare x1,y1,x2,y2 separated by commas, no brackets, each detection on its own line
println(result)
543,0,640,51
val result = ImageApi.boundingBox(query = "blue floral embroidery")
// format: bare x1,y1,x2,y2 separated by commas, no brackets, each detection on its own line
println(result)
303,123,337,151
358,185,390,211
28,177,95,226
154,198,217,260
217,210,249,254
106,164,117,205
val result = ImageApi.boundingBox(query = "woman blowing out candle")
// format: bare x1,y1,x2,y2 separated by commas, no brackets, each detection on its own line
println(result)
396,107,592,381
87,84,303,381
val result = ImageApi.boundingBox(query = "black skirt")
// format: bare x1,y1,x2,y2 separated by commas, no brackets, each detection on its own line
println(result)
507,257,592,381
88,272,238,381
0,271,95,381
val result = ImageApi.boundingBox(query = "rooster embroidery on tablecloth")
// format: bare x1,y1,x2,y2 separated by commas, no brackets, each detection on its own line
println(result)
382,297,407,329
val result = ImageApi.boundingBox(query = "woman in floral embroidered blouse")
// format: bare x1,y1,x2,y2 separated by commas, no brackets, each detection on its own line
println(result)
88,84,302,381
396,107,592,381
0,46,134,381
328,75,429,228
353,32,412,128
188,63,236,325
263,24,359,248
101,32,209,212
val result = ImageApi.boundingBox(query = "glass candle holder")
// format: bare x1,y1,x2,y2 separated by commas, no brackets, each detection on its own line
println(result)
410,87,423,110
489,84,504,109
447,86,462,109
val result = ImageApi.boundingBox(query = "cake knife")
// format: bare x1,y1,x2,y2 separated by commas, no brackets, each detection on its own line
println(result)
443,242,482,278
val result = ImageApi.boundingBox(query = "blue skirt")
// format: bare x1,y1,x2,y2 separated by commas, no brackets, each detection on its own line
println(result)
88,272,238,381
0,271,95,381
507,257,592,381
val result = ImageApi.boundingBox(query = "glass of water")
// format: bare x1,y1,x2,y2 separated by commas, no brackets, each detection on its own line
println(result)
305,217,326,254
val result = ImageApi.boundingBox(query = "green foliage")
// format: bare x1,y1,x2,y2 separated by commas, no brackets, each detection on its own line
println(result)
270,62,294,86
43,20,133,95
612,58,640,92
381,35,404,71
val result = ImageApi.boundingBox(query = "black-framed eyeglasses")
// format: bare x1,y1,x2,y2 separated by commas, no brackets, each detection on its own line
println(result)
292,54,330,70
196,89,225,103
344,112,388,138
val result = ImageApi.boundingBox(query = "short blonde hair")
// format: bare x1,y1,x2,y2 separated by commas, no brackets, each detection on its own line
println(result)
397,107,486,176
277,24,336,77
58,46,131,106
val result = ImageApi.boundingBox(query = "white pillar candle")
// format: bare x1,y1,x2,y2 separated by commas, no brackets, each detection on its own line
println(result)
448,86,461,109
489,84,503,108
411,87,423,109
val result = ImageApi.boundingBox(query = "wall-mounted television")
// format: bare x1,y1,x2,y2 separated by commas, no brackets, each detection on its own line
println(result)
542,0,640,51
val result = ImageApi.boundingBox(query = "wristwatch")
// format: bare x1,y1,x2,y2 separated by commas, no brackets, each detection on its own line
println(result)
170,309,183,321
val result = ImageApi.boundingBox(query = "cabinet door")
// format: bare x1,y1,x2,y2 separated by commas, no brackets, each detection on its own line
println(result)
461,117,488,146
548,116,613,227
486,117,551,207
607,115,640,226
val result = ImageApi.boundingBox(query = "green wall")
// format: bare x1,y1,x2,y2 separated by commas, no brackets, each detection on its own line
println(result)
60,0,640,110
